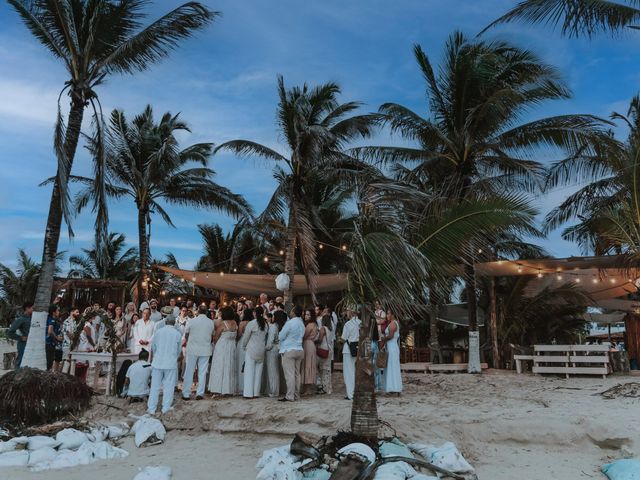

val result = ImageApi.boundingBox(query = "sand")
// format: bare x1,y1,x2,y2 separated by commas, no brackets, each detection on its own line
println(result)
3,370,640,479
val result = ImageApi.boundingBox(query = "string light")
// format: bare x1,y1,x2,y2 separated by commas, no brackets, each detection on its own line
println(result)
220,271,224,276
279,250,284,255
517,266,523,273
592,277,599,284
205,273,209,278
191,275,196,282
610,278,617,284
160,290,166,296
263,256,269,263
247,262,253,269
478,248,483,254
319,244,324,249
141,281,147,287
233,268,237,272
341,245,348,251
556,275,562,281
177,297,182,301
537,271,543,278
575,278,581,283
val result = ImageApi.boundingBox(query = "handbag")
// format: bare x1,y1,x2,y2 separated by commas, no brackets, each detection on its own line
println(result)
376,349,388,369
317,347,330,359
348,341,359,358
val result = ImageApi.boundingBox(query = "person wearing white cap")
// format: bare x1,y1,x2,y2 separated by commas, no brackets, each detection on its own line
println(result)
181,305,215,400
147,314,182,415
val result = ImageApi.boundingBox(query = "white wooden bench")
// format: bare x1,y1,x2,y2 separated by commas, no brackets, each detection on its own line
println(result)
532,345,610,379
514,354,534,374
428,363,488,373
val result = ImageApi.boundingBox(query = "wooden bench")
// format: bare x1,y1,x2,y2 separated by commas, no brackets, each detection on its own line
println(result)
514,354,534,374
333,362,431,373
428,363,488,373
532,345,610,379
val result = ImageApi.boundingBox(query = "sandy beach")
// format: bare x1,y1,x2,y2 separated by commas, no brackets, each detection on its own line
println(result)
2,370,638,479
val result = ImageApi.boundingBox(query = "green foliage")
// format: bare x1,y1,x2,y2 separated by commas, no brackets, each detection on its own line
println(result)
486,0,640,38
69,232,138,280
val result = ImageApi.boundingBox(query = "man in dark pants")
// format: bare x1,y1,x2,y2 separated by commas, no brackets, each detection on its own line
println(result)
7,301,33,369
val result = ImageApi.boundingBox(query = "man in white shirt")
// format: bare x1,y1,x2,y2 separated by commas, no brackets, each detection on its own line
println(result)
341,307,361,400
149,299,162,323
125,350,152,400
133,308,155,354
278,305,305,402
168,298,180,317
259,293,269,311
147,315,182,415
182,305,215,400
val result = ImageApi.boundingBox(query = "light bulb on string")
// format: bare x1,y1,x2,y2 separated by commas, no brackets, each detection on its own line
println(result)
537,270,543,278
556,275,562,281
220,271,224,276
517,265,523,273
233,268,237,273
248,262,253,269
318,244,324,250
279,250,284,256
341,245,348,251
575,278,581,283
263,256,269,263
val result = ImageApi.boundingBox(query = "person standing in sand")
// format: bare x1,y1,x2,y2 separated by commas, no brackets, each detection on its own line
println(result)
340,307,361,400
242,306,268,398
382,309,402,396
278,305,305,402
264,311,281,397
302,308,318,395
147,315,182,415
208,306,238,396
182,305,215,401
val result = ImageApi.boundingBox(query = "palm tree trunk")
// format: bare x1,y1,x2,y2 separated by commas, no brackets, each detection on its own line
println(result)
137,208,149,305
429,295,442,364
488,277,501,368
350,304,378,441
22,99,85,370
466,263,481,373
283,211,296,308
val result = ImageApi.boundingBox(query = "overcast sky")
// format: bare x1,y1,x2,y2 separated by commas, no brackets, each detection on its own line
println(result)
0,0,638,270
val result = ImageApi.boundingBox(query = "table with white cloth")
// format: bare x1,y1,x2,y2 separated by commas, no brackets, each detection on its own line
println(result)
67,351,139,394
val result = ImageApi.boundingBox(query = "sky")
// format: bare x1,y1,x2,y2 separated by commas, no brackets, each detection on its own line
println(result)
0,0,639,271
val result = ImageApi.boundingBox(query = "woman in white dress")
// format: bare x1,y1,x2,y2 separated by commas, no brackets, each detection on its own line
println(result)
236,309,250,394
382,310,402,395
264,312,280,397
208,307,238,396
241,306,268,398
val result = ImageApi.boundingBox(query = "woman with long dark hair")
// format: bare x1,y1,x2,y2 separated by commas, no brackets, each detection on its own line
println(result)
236,307,251,394
208,306,238,396
316,313,334,394
241,306,268,398
302,308,318,395
382,309,402,395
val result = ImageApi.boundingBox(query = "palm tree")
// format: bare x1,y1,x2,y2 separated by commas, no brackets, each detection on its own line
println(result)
215,76,380,305
0,251,42,326
486,0,640,38
75,106,253,302
355,32,613,371
11,0,216,369
545,97,636,254
347,181,541,440
196,223,263,274
69,232,137,280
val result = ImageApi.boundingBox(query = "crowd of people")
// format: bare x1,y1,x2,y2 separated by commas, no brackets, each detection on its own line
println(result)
7,294,403,415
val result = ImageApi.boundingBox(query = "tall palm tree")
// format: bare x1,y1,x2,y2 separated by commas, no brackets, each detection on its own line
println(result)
486,0,640,38
11,0,216,369
75,106,253,302
69,232,137,280
195,223,263,274
355,32,613,371
216,76,380,305
347,181,540,440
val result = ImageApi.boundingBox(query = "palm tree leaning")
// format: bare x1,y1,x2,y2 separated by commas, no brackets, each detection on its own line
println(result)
216,76,380,305
69,232,138,281
75,106,253,301
355,32,614,372
10,0,216,369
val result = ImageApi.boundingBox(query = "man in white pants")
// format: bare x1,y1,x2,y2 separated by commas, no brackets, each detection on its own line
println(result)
147,315,182,415
182,305,215,400
341,307,361,400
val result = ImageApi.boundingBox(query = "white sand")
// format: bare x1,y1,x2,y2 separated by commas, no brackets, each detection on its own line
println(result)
3,371,639,479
